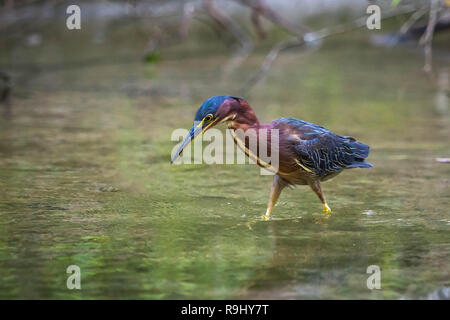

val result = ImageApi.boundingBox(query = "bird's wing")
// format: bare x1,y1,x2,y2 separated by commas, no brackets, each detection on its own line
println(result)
275,118,371,176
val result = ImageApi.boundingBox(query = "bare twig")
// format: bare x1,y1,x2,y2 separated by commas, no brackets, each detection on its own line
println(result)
241,5,420,94
400,5,428,35
420,0,441,74
235,0,311,38
251,8,266,39
203,0,253,74
203,0,252,48
179,2,196,39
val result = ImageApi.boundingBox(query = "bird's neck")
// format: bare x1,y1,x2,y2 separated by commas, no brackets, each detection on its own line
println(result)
228,105,259,132
227,105,278,174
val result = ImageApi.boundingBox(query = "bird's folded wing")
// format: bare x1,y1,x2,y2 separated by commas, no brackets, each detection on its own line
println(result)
292,131,370,176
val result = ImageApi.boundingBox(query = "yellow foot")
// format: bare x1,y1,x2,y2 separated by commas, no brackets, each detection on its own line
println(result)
261,215,271,221
323,203,332,215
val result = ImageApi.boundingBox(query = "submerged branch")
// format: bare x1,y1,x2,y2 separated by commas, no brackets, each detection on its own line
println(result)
235,0,311,38
400,5,429,35
240,5,420,94
203,0,253,74
420,0,441,74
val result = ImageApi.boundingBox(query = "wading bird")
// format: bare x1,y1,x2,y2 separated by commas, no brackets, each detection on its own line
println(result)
171,96,372,219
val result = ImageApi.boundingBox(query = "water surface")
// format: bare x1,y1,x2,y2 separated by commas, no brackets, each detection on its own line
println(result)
0,26,449,299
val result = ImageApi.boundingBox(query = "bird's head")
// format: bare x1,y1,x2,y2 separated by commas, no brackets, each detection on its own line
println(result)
171,95,246,163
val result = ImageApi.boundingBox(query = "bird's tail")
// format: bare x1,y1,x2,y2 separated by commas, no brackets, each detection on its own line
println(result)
346,138,372,169
347,161,372,169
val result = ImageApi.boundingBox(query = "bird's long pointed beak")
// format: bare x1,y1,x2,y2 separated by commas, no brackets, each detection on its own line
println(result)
171,118,221,164
171,125,201,164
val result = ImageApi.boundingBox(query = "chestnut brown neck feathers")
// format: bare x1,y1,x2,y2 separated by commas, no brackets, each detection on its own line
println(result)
217,98,259,131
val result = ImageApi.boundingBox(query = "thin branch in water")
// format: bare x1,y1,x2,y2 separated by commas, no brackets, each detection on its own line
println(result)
202,0,252,48
179,2,196,39
241,5,419,94
235,0,311,38
420,0,441,74
202,0,253,75
251,8,266,39
399,5,429,35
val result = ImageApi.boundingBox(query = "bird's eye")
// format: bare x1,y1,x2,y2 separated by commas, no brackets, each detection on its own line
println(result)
204,114,213,122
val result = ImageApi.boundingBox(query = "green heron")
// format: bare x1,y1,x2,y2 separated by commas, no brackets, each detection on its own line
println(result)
171,96,372,219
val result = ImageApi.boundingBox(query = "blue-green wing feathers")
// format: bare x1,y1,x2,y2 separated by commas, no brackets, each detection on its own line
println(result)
274,118,372,176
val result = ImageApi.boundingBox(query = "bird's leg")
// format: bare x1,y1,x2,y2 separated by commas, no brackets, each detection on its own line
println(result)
262,175,286,221
308,180,332,214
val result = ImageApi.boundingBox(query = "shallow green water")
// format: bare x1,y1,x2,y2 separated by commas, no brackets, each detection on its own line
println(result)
0,26,449,299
